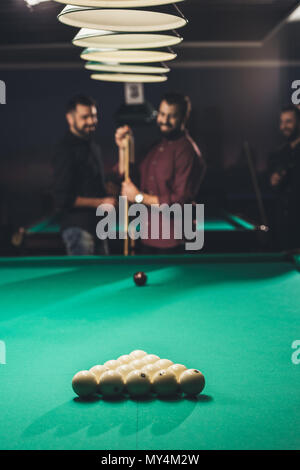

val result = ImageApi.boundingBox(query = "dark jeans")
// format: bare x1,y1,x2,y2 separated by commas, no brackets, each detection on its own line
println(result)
62,227,109,256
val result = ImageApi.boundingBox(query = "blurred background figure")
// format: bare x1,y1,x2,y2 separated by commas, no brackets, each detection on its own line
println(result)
51,94,116,255
267,105,300,251
115,92,206,255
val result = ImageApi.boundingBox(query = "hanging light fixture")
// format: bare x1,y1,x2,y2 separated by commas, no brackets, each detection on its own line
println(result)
73,29,183,49
80,48,176,63
25,0,50,6
85,61,170,74
90,73,167,83
54,0,187,83
288,6,300,21
55,0,183,7
57,6,187,32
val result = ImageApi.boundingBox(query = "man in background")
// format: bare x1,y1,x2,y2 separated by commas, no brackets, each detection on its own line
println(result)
51,94,116,255
268,105,300,250
115,92,206,254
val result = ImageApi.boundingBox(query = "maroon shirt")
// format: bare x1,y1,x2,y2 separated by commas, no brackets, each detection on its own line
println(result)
139,131,205,248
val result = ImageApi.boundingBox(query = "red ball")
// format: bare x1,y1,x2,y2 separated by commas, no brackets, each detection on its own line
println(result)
133,271,147,286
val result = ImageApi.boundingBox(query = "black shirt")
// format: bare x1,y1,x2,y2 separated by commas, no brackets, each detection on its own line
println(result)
51,131,107,234
268,141,300,249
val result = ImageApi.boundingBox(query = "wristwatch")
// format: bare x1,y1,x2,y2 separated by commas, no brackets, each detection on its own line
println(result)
135,193,144,204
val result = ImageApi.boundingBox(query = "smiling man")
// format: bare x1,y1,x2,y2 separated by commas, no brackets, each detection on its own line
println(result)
51,94,116,255
115,92,206,254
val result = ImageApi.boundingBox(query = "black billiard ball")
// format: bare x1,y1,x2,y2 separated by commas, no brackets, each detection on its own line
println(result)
133,271,147,286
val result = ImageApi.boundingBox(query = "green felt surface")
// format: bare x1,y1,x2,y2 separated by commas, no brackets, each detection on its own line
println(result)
0,254,299,450
198,217,250,231
198,212,255,232
27,217,60,234
225,213,255,230
26,212,255,235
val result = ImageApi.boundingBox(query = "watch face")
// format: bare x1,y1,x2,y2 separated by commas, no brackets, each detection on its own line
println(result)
135,194,143,203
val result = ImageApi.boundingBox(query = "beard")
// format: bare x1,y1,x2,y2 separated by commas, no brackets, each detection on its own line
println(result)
74,123,96,139
282,126,300,142
157,123,183,140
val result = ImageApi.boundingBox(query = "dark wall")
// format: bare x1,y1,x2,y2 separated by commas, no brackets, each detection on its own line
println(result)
0,64,297,227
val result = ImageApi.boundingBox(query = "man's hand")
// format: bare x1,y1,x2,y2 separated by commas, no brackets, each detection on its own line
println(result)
115,125,134,175
121,178,139,203
115,125,132,149
270,170,287,187
100,197,117,208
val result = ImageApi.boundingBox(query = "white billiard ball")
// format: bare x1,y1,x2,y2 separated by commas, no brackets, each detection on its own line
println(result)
167,364,187,381
89,365,110,382
179,369,205,396
152,370,178,397
155,359,174,371
140,354,160,366
140,363,161,381
130,359,144,370
72,370,98,397
116,364,135,380
117,354,131,365
125,370,151,397
103,359,120,370
98,370,124,397
129,350,147,360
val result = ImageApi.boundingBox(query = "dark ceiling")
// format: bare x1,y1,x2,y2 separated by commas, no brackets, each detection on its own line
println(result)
1,0,300,68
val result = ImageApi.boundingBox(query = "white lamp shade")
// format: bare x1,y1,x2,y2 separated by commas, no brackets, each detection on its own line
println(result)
55,0,183,7
58,6,187,32
25,0,50,5
81,48,176,63
90,72,167,83
73,29,183,49
85,61,170,73
288,6,300,22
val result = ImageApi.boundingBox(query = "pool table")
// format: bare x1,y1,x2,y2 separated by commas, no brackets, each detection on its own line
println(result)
0,253,299,450
15,209,268,255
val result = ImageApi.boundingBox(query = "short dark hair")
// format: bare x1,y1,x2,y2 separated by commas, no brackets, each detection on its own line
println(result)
160,92,192,121
66,94,97,114
281,104,300,121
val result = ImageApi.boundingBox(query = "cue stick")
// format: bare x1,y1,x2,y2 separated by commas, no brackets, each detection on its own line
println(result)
129,134,136,255
124,134,130,256
243,141,269,229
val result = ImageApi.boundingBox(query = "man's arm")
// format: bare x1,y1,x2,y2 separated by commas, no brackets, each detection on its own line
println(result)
115,125,131,176
115,124,205,206
121,179,159,206
121,144,202,207
267,150,288,191
52,145,116,212
74,196,116,209
142,194,159,206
